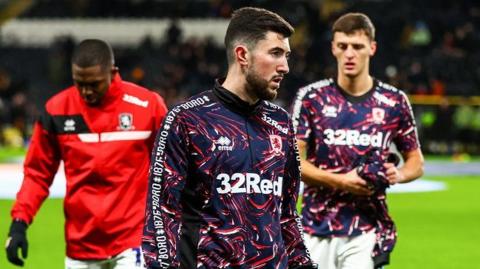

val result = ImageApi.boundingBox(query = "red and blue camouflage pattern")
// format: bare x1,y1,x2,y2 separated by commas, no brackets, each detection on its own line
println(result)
143,86,315,269
292,78,420,260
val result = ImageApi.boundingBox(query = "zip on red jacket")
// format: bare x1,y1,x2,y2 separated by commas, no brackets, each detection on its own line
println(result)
11,74,167,260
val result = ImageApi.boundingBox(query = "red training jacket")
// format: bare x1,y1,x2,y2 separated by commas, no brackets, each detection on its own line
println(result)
11,74,167,259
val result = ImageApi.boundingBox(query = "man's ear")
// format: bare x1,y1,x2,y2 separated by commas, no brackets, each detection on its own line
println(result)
234,45,249,67
111,66,119,81
369,41,377,56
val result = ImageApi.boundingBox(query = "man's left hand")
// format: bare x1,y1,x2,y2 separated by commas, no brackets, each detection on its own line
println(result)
383,163,404,185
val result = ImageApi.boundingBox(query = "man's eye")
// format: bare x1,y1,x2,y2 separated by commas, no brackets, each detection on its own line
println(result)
80,82,99,88
271,51,282,57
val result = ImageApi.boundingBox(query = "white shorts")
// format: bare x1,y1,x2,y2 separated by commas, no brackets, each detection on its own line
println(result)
304,230,376,269
65,247,144,269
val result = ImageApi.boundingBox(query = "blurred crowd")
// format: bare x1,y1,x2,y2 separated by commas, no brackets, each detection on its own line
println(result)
1,0,480,154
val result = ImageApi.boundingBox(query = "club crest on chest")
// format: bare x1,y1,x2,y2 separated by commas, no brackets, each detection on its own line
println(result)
118,113,134,130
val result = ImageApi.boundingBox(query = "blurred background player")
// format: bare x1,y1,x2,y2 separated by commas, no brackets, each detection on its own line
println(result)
5,39,167,269
292,13,424,269
142,7,315,269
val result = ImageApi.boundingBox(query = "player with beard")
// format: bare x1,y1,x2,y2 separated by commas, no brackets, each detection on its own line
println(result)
142,7,316,269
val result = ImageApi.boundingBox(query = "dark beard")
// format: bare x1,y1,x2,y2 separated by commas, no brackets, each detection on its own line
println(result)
245,67,277,101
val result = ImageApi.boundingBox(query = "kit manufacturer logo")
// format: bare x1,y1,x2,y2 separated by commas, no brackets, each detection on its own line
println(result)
64,119,75,132
214,136,233,151
323,105,338,117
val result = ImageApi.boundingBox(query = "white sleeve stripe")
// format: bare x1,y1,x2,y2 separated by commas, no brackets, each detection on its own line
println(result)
292,79,333,131
77,133,99,142
77,131,152,142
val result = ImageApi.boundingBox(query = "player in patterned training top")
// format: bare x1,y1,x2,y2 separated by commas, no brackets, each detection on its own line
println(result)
292,13,424,269
143,7,315,269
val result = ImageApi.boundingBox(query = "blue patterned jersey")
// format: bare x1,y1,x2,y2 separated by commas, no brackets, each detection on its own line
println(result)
143,81,314,269
292,78,420,258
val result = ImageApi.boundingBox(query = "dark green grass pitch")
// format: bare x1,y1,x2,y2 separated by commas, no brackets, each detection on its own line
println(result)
297,176,480,269
1,176,479,269
0,199,64,269
388,176,480,269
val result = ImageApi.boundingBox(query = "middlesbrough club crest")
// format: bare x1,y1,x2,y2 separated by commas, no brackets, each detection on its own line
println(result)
371,108,385,124
118,113,134,130
269,134,283,156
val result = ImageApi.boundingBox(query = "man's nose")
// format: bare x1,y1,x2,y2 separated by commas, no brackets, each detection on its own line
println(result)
345,46,355,58
278,57,289,74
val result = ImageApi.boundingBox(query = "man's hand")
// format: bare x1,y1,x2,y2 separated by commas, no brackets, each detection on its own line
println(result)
338,169,373,195
384,162,404,185
5,220,28,266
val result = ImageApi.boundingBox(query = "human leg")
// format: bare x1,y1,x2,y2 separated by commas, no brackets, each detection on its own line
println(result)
113,247,143,269
304,233,341,269
337,230,376,269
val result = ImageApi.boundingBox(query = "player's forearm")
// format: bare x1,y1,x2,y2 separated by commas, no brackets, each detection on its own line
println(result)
300,159,342,188
280,215,316,268
398,153,424,183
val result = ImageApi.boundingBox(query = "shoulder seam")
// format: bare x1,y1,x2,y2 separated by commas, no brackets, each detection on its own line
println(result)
292,78,333,128
299,78,334,93
170,93,214,116
377,80,403,93
263,101,288,114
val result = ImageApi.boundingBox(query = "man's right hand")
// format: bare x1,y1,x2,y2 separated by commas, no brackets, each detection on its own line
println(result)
338,169,373,195
5,219,28,266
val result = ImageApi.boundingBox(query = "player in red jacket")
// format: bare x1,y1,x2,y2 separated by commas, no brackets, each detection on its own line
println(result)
5,39,167,269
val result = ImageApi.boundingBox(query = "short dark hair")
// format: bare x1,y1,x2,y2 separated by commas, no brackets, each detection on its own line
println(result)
332,13,375,40
224,7,294,64
71,39,114,70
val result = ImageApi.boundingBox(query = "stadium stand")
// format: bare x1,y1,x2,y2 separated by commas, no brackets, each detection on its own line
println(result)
0,0,479,154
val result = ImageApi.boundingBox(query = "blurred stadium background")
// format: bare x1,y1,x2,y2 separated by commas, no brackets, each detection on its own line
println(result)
0,0,479,268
